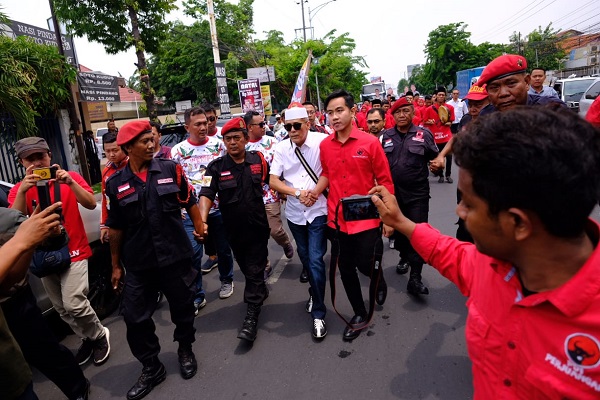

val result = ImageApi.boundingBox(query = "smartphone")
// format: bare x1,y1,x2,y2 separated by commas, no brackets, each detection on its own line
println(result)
36,181,52,210
341,195,380,222
32,166,57,180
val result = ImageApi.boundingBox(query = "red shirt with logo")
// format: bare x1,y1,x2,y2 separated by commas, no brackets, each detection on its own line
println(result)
411,222,600,399
423,103,455,144
9,172,93,262
319,126,394,234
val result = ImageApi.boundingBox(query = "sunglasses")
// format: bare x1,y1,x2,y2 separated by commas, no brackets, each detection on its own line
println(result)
284,122,304,131
207,116,216,122
250,122,265,128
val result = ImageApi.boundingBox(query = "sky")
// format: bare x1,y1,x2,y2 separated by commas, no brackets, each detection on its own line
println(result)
2,0,599,92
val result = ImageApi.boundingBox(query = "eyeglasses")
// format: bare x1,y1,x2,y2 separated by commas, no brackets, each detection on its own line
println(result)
284,122,304,131
250,122,265,128
367,119,382,124
223,135,244,142
207,116,216,122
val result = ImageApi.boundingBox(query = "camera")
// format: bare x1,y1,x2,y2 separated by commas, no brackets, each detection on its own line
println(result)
341,195,380,222
32,166,57,180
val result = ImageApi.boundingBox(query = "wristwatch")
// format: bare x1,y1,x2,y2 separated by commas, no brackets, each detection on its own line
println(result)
294,190,301,199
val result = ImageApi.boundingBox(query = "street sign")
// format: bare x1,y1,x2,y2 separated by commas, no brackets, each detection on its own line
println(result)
2,20,77,67
215,63,231,117
247,66,276,83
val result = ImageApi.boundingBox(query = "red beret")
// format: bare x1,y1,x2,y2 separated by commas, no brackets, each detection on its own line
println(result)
117,120,152,145
389,96,412,115
464,84,488,101
476,54,527,86
221,117,247,136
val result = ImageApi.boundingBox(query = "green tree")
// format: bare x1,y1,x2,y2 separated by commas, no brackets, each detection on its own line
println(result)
53,0,178,120
0,34,76,137
412,22,508,92
149,0,254,106
509,24,565,71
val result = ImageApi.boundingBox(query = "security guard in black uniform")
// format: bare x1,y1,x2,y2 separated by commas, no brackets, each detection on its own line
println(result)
199,117,270,343
105,120,205,400
381,97,439,296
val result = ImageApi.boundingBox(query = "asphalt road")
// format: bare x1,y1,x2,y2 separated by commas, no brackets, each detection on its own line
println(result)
34,167,474,400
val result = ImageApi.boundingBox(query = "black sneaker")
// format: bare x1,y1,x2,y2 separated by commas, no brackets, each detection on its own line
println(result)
93,327,111,365
74,379,90,400
305,295,313,313
75,338,94,365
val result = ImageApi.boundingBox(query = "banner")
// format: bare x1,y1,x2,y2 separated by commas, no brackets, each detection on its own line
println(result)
214,63,231,117
238,78,263,114
261,85,273,116
77,72,120,102
289,52,313,106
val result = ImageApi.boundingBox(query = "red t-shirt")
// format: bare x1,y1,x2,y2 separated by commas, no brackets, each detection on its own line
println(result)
384,111,395,129
320,126,394,234
9,172,93,262
423,103,455,144
101,159,128,228
412,222,600,399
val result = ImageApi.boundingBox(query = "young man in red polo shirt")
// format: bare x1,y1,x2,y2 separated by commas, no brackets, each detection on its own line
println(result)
311,89,394,341
370,107,600,399
423,86,455,183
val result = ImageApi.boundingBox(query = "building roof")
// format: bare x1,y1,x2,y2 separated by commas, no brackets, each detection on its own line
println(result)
558,31,600,54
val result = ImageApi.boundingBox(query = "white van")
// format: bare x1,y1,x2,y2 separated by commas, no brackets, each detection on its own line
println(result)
553,77,596,113
578,78,600,119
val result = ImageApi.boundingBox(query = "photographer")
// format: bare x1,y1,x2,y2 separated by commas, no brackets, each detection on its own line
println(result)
8,137,110,367
0,203,64,400
369,107,600,399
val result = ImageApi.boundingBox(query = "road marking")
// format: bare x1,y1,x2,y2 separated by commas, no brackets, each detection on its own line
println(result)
267,239,295,284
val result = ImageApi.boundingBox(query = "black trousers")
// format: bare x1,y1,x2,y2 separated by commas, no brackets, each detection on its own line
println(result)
328,227,380,317
121,260,196,364
435,141,453,178
394,197,429,275
1,285,87,400
227,225,269,305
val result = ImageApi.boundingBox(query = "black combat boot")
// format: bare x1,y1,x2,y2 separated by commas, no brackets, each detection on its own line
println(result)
237,303,261,342
407,272,429,296
126,357,166,400
177,343,197,380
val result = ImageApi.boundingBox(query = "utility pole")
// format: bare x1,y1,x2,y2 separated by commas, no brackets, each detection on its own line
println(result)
300,0,307,42
207,0,231,117
48,0,91,184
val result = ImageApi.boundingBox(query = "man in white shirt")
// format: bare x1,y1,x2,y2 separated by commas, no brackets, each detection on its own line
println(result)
269,105,329,340
447,89,469,134
244,111,294,278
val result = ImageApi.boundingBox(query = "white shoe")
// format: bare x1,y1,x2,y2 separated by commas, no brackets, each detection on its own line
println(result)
312,319,327,339
219,282,234,299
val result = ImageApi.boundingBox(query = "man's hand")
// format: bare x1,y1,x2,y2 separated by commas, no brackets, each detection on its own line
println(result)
111,265,124,293
53,164,74,185
18,165,41,194
100,228,110,243
14,202,62,248
299,190,315,207
194,221,208,242
430,155,445,173
383,224,395,238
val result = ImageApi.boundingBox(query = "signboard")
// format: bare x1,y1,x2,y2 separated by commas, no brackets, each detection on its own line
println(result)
77,72,121,102
2,20,77,66
214,63,231,117
87,102,108,122
247,66,276,83
175,100,193,113
261,85,273,116
238,78,263,114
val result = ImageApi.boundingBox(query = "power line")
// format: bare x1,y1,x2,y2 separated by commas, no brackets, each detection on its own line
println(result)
552,0,596,25
476,0,549,41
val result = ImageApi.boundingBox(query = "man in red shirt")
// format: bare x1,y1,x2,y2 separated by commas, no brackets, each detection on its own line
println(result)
312,89,394,341
9,137,110,367
370,107,600,399
423,87,455,183
100,132,128,243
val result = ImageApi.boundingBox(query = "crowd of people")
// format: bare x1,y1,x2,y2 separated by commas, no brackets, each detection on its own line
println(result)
2,53,600,400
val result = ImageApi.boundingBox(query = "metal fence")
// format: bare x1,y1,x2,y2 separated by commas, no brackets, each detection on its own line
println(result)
0,111,68,184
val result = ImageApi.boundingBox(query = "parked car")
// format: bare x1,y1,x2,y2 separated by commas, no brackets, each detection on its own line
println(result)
0,180,120,320
579,78,600,119
553,77,597,113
